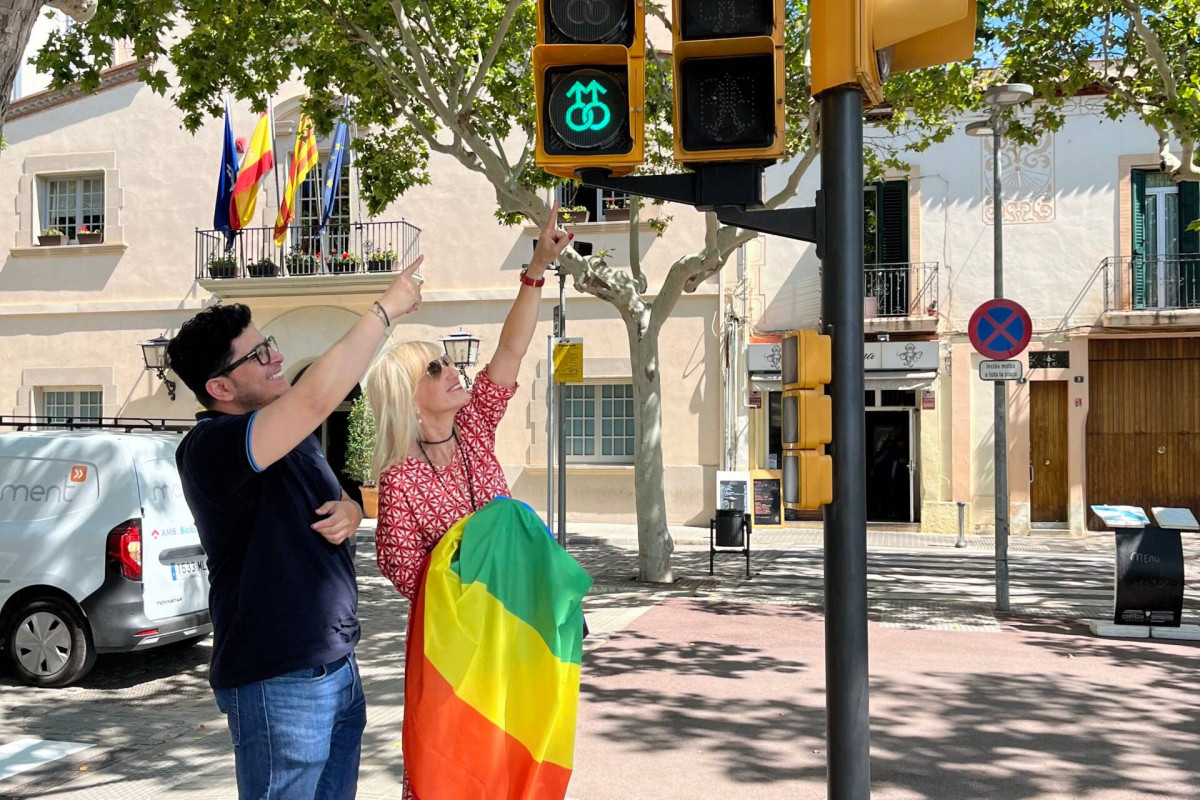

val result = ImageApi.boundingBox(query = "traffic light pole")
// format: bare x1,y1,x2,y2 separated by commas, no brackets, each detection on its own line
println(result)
820,86,871,800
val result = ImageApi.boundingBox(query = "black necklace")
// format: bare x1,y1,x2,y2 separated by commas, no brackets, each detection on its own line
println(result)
417,431,455,445
417,430,477,512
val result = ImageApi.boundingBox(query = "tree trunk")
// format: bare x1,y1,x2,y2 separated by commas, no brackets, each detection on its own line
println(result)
626,314,675,583
0,0,45,140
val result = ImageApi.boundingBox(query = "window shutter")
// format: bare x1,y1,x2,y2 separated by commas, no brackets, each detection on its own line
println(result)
878,181,909,264
1131,169,1147,309
1179,179,1199,305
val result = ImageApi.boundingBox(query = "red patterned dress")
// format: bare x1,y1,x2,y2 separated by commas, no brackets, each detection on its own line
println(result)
375,368,516,800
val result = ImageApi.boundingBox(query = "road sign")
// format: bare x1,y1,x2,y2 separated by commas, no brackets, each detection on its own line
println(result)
969,298,1031,360
979,359,1023,381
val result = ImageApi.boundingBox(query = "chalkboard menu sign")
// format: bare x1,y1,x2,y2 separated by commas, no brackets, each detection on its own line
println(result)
1113,526,1184,626
716,471,750,512
753,476,782,527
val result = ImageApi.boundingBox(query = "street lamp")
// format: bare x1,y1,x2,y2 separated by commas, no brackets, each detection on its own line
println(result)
441,330,481,388
966,82,1033,611
139,334,177,401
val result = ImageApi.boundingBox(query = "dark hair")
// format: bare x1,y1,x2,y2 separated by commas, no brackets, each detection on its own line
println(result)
166,303,253,408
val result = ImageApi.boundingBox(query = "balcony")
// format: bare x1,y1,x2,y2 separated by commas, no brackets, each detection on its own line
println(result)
195,220,421,299
1101,255,1200,328
863,261,940,334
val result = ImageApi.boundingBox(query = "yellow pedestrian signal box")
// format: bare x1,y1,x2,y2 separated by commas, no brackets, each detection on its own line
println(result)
811,0,978,106
671,0,786,165
781,329,833,510
534,0,646,180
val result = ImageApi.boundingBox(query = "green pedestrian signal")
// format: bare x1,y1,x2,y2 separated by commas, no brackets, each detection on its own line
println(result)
565,80,612,132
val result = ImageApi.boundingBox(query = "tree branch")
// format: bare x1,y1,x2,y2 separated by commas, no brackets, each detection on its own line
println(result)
389,0,457,122
461,0,523,110
1120,0,1178,102
628,196,647,293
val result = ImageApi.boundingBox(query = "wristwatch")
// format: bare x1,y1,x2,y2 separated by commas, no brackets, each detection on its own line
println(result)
519,268,546,288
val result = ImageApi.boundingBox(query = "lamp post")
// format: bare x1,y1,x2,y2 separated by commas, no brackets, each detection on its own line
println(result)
441,330,481,388
966,82,1033,612
139,334,177,401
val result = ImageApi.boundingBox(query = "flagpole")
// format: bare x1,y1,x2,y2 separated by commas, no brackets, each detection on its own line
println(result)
266,95,282,244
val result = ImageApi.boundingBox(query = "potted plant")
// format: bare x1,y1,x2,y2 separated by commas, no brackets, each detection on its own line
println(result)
602,200,630,222
366,244,397,273
208,253,238,279
38,227,65,247
344,394,378,518
557,205,589,225
285,248,320,276
76,225,104,245
247,257,278,278
330,251,362,274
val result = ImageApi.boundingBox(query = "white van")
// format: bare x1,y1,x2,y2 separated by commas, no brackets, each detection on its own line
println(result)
0,428,212,687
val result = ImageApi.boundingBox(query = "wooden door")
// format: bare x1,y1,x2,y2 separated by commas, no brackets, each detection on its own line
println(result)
1030,381,1069,522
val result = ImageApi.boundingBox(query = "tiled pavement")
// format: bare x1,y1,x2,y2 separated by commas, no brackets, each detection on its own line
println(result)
2,524,1197,798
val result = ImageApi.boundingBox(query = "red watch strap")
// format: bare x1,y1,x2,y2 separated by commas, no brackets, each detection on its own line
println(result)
520,271,546,288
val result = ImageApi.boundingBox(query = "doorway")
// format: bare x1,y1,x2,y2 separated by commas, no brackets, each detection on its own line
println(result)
1030,381,1069,523
866,409,915,522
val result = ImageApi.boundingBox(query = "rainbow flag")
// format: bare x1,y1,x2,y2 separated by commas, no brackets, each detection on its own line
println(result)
404,498,592,799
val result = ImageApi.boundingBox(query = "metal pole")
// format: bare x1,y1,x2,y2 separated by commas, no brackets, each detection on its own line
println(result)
547,333,556,532
557,271,568,547
993,117,1011,612
819,86,871,800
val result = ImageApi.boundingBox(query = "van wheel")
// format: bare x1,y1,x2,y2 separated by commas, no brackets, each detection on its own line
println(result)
4,597,97,688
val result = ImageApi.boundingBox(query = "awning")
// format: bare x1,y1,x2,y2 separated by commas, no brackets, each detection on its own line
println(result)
864,371,938,391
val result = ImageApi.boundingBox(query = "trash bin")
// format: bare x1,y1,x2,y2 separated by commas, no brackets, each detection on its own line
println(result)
714,508,747,547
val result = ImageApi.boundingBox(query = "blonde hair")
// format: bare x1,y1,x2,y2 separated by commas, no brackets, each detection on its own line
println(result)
364,340,443,480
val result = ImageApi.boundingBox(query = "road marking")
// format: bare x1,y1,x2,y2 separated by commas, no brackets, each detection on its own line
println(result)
0,738,93,782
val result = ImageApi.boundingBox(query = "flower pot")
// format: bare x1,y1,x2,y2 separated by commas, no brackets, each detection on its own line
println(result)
248,262,278,278
603,208,630,222
208,263,236,279
557,210,590,225
360,486,379,519
863,296,880,319
366,258,394,273
77,232,104,245
330,260,358,274
288,260,319,276
38,235,65,247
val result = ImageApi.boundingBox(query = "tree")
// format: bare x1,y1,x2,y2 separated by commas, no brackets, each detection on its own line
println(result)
0,0,97,138
37,0,975,581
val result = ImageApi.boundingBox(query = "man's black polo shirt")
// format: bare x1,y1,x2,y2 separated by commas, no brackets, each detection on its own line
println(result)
177,410,360,689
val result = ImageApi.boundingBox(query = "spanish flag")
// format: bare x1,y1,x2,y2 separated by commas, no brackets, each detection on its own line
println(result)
230,112,275,231
404,498,592,799
273,114,318,245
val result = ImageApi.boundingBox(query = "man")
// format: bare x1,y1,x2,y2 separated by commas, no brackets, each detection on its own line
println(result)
167,259,423,800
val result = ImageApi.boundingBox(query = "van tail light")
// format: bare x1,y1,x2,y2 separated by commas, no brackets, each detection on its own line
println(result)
106,519,142,581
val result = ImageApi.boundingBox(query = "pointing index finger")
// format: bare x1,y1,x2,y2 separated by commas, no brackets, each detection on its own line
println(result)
400,254,425,277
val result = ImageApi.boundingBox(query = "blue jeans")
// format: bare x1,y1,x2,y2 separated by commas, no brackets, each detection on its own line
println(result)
213,653,366,800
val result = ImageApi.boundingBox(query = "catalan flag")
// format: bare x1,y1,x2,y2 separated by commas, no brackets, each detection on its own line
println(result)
404,498,592,799
273,114,319,245
230,112,275,231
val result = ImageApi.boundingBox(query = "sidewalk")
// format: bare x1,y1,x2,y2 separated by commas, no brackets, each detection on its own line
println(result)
2,524,1197,799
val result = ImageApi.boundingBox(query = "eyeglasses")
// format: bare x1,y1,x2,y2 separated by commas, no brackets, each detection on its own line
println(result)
212,336,278,379
425,355,453,379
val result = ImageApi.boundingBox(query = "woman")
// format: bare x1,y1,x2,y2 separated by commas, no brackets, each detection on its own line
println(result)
365,206,572,800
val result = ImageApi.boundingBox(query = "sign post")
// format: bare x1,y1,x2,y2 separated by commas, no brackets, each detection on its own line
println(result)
969,297,1032,612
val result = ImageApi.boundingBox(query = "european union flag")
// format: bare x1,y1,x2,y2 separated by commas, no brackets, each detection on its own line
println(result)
213,100,239,245
317,111,349,237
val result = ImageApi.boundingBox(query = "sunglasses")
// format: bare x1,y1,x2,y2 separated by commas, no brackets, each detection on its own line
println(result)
212,336,278,379
425,355,453,379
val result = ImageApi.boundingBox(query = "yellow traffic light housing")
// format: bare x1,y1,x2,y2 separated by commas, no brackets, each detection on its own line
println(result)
671,0,786,165
811,0,978,106
535,0,646,180
781,328,833,510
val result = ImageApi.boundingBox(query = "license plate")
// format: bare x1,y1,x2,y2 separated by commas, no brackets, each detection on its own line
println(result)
170,559,206,581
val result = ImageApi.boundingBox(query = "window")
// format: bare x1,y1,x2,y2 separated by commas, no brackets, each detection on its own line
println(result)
556,183,631,222
1132,170,1199,309
40,389,102,425
295,158,351,256
864,180,910,315
41,175,105,241
563,383,635,463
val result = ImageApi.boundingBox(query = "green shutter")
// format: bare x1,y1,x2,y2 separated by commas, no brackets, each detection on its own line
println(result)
1179,180,1199,305
879,180,910,264
1131,169,1147,309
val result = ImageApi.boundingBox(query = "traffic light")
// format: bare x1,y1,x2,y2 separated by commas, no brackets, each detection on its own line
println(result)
781,329,833,510
534,0,645,180
811,0,978,107
671,0,786,165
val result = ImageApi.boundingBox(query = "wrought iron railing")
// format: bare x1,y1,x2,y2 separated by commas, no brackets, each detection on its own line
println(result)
195,220,422,280
863,262,939,318
1102,255,1200,312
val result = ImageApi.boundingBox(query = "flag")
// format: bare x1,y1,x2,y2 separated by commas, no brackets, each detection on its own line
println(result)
273,114,319,245
230,112,275,231
317,103,350,236
213,99,240,236
403,498,592,800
